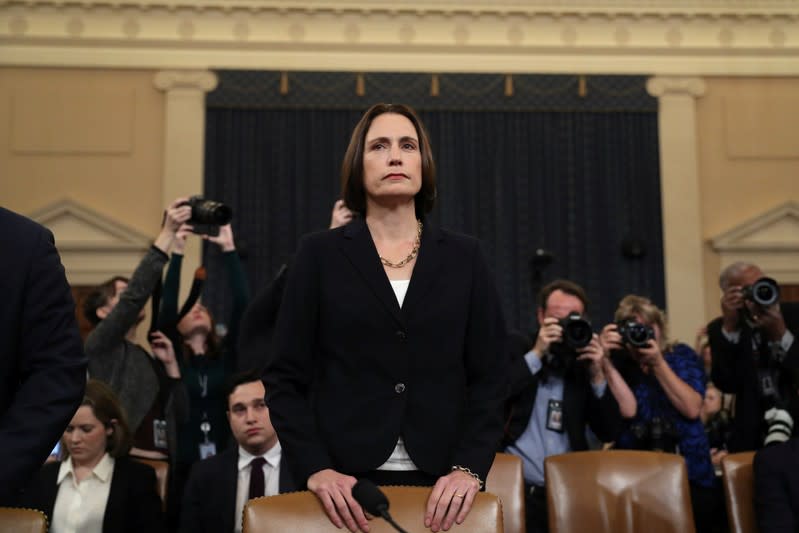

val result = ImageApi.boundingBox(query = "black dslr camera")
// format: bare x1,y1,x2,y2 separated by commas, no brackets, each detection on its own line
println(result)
616,320,655,348
742,277,780,307
559,313,593,350
183,196,233,236
630,416,678,453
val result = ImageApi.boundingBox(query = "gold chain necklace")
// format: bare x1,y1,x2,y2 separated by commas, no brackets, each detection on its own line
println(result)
379,220,423,269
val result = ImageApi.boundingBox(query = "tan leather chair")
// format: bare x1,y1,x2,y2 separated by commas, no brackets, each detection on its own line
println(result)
243,486,503,533
486,452,526,533
0,507,48,533
544,450,695,533
721,451,757,533
131,457,169,511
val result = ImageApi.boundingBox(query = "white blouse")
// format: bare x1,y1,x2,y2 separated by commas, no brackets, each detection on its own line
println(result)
52,453,114,533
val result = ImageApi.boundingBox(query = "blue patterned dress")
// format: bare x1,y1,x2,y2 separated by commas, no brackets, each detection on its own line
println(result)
616,343,716,488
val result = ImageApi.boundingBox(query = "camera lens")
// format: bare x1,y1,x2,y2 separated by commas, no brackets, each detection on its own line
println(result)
749,277,779,307
617,320,655,348
559,313,593,350
188,197,233,225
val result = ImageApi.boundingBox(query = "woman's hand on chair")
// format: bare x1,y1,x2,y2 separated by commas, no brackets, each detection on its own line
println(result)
425,470,480,532
307,468,370,533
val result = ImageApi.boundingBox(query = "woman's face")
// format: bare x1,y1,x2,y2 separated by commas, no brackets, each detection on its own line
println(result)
64,405,111,466
703,386,722,418
361,113,422,208
177,303,212,337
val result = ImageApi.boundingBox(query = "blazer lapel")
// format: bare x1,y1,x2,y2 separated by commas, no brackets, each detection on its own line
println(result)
103,459,127,532
400,220,445,314
221,449,240,533
339,218,404,327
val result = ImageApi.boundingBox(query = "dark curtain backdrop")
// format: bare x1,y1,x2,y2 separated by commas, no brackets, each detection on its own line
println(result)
202,73,664,335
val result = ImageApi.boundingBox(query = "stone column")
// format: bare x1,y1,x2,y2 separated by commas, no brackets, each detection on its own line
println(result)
154,70,218,304
646,76,707,344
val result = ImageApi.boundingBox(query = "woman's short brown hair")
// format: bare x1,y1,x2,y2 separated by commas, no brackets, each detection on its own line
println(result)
340,103,436,218
62,379,133,459
613,294,671,351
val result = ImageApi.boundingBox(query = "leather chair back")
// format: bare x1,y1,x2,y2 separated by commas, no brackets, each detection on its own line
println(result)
721,451,757,533
0,507,48,533
544,450,695,533
243,486,503,533
486,452,526,533
131,457,169,510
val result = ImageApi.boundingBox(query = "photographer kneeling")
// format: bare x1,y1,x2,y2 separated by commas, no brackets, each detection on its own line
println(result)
602,295,724,533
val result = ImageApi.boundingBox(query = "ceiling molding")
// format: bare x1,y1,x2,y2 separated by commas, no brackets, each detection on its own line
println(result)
1,1,798,74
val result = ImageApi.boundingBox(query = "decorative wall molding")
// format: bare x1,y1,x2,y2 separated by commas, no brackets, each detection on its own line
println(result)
29,198,152,285
711,201,799,284
1,1,798,74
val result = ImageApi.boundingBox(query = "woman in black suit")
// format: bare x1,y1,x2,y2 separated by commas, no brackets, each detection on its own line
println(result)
263,103,508,533
21,380,165,533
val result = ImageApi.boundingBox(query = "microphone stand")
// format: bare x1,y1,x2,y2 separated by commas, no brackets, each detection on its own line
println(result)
379,508,409,533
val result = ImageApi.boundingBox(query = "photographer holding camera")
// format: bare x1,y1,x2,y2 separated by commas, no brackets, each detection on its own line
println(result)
504,280,636,533
603,294,721,533
708,262,799,453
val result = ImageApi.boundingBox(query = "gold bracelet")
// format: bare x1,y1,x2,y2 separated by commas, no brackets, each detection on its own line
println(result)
451,465,484,490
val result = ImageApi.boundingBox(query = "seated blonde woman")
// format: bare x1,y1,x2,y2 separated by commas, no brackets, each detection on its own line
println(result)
21,379,166,533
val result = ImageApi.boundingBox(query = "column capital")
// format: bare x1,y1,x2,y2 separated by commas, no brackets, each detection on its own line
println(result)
646,76,706,98
153,69,218,93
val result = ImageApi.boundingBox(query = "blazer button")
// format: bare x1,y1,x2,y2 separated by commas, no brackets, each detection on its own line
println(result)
396,330,407,341
394,383,406,394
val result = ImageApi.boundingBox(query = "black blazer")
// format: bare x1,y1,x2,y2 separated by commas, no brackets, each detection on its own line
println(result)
754,437,799,533
179,446,297,533
263,218,508,486
20,456,166,533
0,207,87,505
708,302,799,452
503,330,622,451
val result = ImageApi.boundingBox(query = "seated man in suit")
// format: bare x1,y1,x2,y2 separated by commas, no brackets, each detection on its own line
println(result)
754,435,799,532
180,369,296,533
503,279,636,533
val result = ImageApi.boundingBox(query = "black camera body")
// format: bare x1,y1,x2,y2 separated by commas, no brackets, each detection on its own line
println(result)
558,313,593,350
183,196,233,236
616,320,655,348
742,277,780,307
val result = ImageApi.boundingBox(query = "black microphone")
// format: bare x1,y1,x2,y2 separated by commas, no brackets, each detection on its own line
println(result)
352,479,409,533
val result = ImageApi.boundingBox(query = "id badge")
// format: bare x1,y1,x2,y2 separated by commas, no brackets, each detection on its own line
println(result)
153,419,168,449
758,369,777,399
546,399,564,433
199,442,217,459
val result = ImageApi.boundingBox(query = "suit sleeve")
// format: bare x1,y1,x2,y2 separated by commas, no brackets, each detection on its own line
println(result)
585,378,622,444
450,242,508,482
179,463,204,533
754,445,797,533
262,235,332,484
0,227,87,504
708,317,744,394
127,462,167,533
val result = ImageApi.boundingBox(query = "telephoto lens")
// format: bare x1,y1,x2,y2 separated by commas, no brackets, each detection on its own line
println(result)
558,313,593,350
742,277,780,307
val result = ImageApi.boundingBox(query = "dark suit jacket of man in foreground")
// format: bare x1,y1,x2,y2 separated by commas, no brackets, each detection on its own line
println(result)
0,207,87,504
179,446,297,533
20,456,166,533
263,218,508,487
754,437,799,533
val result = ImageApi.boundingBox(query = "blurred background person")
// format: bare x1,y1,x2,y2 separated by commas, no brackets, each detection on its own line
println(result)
158,221,250,526
180,370,297,533
20,379,166,533
708,262,799,452
503,279,635,533
603,294,724,533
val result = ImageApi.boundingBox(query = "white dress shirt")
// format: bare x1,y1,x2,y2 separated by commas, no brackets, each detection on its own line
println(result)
52,453,115,533
234,443,282,533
